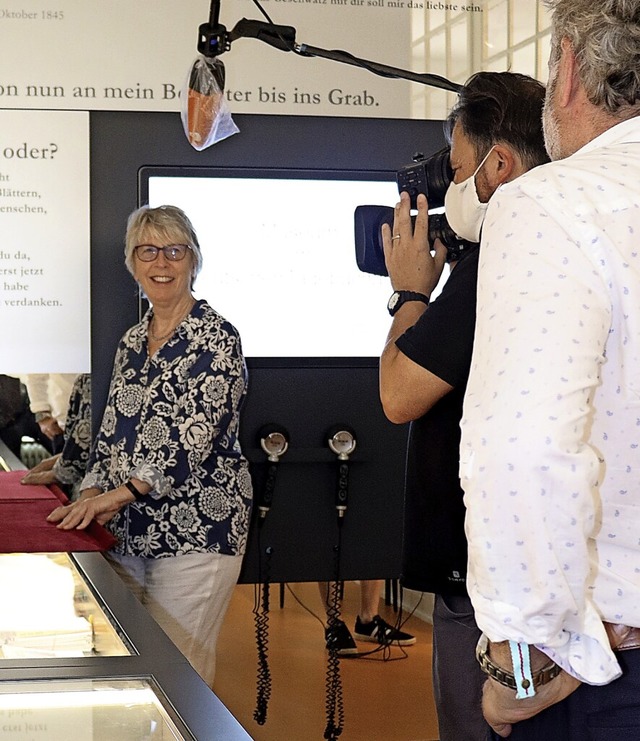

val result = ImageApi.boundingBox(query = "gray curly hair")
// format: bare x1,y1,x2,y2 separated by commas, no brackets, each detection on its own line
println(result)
545,0,640,114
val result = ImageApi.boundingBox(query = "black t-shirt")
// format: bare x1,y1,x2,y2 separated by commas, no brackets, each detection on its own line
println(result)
395,249,478,595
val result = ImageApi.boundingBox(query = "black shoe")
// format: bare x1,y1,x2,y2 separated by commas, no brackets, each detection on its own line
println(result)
325,619,358,655
353,615,416,646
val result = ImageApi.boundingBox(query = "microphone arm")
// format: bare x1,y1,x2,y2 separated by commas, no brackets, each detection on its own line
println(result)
228,18,297,53
199,15,463,95
295,42,463,94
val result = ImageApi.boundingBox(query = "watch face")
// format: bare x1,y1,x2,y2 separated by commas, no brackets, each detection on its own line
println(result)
387,292,400,311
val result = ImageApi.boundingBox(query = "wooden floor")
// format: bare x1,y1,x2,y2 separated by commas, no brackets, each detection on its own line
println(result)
214,582,439,741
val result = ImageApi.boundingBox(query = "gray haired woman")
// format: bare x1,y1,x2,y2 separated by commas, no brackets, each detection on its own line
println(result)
48,205,253,685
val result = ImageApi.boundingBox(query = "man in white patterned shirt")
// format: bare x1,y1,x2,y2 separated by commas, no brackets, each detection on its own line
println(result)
460,0,640,738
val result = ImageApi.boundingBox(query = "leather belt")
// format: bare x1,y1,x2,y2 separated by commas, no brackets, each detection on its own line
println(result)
604,622,640,652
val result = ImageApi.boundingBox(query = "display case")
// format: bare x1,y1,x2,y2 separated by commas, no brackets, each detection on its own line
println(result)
0,678,191,740
0,550,251,740
0,553,130,660
0,441,250,741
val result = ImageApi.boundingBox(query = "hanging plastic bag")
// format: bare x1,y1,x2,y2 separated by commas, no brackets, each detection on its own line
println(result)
181,55,239,151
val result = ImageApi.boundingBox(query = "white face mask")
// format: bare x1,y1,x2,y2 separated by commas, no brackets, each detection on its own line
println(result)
444,146,495,243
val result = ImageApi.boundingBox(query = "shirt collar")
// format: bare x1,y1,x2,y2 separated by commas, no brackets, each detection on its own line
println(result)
576,115,640,156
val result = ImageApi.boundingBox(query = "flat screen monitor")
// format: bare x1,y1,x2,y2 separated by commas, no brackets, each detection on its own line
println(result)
139,167,398,366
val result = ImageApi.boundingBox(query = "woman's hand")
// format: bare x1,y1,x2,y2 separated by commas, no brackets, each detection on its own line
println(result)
382,191,447,296
47,487,131,529
22,469,58,486
21,454,61,486
38,415,64,441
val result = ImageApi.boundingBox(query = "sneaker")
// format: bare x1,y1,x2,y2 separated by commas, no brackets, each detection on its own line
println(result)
325,619,358,655
353,615,416,646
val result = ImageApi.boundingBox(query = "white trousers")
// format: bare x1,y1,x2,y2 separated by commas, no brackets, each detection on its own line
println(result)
106,551,243,687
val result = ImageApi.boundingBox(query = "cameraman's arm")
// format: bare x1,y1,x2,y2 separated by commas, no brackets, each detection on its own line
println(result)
380,192,451,423
381,313,453,423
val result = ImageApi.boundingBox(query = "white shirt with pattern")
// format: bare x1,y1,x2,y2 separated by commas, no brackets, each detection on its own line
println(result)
20,373,78,427
460,117,640,685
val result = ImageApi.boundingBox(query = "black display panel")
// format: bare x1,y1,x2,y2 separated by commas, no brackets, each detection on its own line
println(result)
90,113,446,581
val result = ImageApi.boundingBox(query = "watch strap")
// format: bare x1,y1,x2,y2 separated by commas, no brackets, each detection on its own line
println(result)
388,290,430,316
124,480,142,500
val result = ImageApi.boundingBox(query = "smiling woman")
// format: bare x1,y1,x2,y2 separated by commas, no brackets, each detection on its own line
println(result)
123,207,204,355
44,204,253,687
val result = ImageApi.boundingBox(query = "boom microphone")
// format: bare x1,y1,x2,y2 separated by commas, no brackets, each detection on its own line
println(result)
184,55,226,150
182,0,238,151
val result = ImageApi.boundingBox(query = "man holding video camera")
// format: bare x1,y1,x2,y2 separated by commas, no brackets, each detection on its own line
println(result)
379,71,549,741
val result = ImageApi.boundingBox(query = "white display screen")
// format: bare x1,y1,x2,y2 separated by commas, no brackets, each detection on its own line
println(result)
143,170,398,362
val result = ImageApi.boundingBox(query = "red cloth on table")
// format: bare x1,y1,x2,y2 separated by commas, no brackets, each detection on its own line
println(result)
0,470,117,553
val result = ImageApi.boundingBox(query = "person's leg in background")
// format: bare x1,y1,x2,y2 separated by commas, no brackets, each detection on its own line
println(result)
353,579,416,646
319,580,358,655
319,579,416,651
432,593,491,741
358,579,384,622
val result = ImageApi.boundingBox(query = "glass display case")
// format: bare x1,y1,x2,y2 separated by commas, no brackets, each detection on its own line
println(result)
0,551,251,740
0,678,188,740
0,553,130,659
0,436,251,741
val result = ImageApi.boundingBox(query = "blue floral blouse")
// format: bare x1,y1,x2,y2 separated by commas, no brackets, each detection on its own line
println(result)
80,299,253,558
53,373,92,499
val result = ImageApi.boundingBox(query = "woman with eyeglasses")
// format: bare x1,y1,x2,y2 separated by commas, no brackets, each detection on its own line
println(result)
47,205,253,686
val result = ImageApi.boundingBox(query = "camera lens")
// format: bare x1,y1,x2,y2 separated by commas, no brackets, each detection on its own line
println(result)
428,212,450,248
429,212,477,262
424,147,453,209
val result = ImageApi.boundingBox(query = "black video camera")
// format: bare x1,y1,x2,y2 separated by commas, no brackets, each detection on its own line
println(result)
354,146,478,276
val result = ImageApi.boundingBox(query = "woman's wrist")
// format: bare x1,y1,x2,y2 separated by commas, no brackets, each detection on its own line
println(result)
124,480,143,500
123,478,152,502
78,486,102,501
